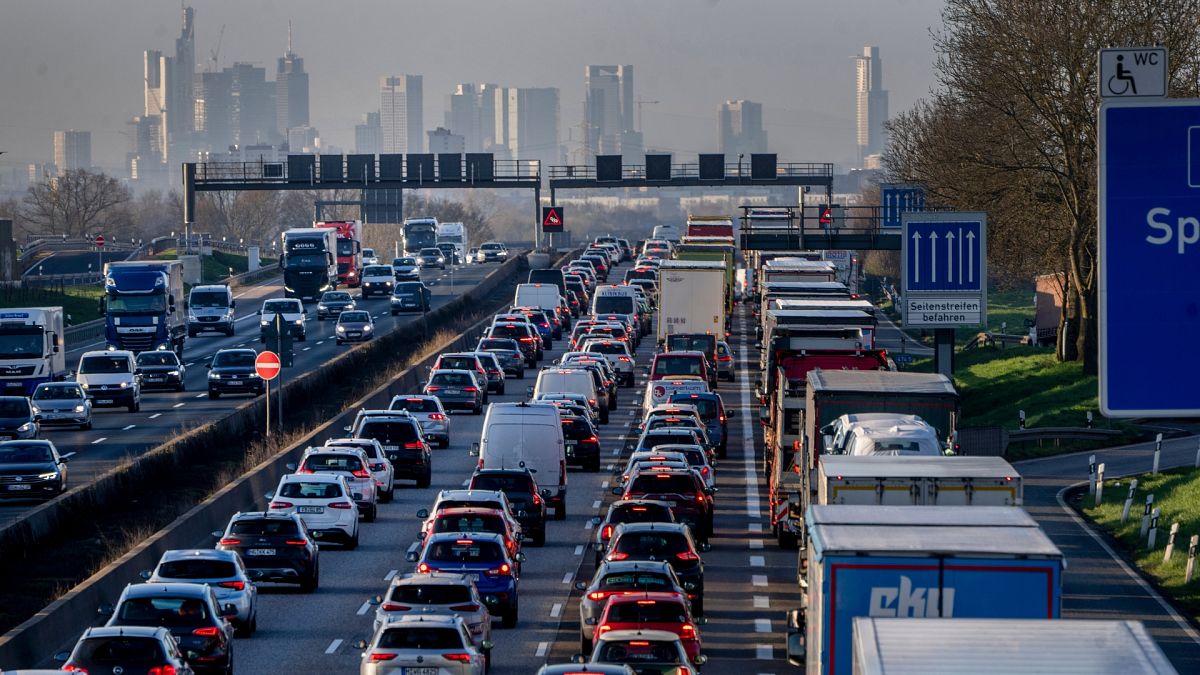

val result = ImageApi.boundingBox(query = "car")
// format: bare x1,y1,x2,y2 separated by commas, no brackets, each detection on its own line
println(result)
392,256,421,281
641,417,715,457
561,413,601,472
534,367,604,422
391,281,432,314
292,447,380,521
0,439,67,500
468,468,548,546
268,472,361,548
316,290,356,320
667,392,732,458
433,353,491,398
476,337,526,379
187,283,237,337
55,626,194,675
644,444,716,491
141,549,258,636
424,368,486,414
406,532,524,628
574,560,692,651
578,628,703,675
336,310,375,344
362,247,379,265
591,499,677,566
134,350,187,392
479,241,508,262
418,247,447,269
323,437,395,502
30,381,91,430
582,338,636,386
258,298,306,342
355,613,491,675
648,351,710,384
486,321,541,365
472,351,506,394
632,428,710,460
206,348,264,399
350,410,433,488
417,489,522,541
615,466,715,540
537,391,600,427
75,349,141,412
593,593,705,664
562,354,622,407
437,242,461,265
370,572,493,648
511,306,554,348
715,340,736,381
360,264,396,298
388,395,450,448
423,506,524,563
466,247,481,264
602,523,710,614
214,511,319,592
101,582,235,675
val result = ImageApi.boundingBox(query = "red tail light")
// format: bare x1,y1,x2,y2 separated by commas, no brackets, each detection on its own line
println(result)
596,624,613,636
296,467,315,474
404,442,423,449
62,665,88,673
520,337,536,342
369,653,398,662
381,603,411,612
676,550,700,561
463,386,479,393
329,501,354,509
700,466,710,476
218,581,245,591
268,501,292,509
588,591,611,601
443,653,472,663
429,413,446,420
602,524,614,540
417,562,435,573
608,551,630,561
449,603,480,612
532,492,543,506
718,355,732,362
351,469,371,478
192,626,220,637
681,623,696,636
218,538,241,546
285,539,309,546
148,666,178,675
485,563,512,576
619,356,631,362
426,386,442,392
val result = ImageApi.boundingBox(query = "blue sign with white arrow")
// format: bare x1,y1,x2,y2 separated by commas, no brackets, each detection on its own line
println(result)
1100,99,1200,417
903,217,984,293
881,184,925,228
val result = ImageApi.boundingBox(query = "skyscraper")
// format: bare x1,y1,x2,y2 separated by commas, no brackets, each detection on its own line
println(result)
53,131,91,175
275,24,309,138
585,65,635,158
718,100,768,160
228,63,276,146
853,46,889,163
380,75,423,154
427,127,466,155
167,6,196,144
505,87,560,169
445,83,502,153
355,112,383,155
194,70,233,150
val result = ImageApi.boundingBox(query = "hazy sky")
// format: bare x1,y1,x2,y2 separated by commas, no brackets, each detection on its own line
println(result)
0,0,943,173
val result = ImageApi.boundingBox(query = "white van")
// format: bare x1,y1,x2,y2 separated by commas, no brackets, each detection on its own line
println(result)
473,402,567,518
533,368,600,418
590,284,638,316
513,283,563,313
76,350,141,412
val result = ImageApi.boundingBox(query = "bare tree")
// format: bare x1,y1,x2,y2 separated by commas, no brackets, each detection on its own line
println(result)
195,191,283,245
20,169,131,238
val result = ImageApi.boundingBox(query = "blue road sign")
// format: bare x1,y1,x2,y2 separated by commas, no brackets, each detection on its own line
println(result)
881,184,925,228
903,217,984,293
893,353,916,366
1100,99,1200,417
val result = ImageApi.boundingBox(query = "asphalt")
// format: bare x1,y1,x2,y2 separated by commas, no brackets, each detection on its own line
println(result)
24,250,132,277
0,262,501,529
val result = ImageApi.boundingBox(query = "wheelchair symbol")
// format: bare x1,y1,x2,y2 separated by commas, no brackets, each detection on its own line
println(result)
1108,55,1138,96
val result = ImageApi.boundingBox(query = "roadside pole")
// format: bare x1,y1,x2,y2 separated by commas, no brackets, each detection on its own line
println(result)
275,315,284,432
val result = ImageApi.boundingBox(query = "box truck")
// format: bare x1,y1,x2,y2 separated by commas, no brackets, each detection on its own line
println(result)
817,456,1023,507
0,307,66,395
657,260,727,343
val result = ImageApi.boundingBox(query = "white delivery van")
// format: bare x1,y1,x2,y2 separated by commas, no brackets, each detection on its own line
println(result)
533,368,600,412
590,284,638,316
514,283,563,313
75,350,141,412
474,402,567,518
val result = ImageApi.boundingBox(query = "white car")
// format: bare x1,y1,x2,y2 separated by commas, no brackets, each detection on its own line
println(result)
75,350,141,412
356,613,489,675
387,395,450,448
268,473,360,548
362,248,379,265
417,489,522,540
322,437,395,502
370,572,493,648
291,447,379,522
259,298,307,342
579,338,636,386
359,264,396,299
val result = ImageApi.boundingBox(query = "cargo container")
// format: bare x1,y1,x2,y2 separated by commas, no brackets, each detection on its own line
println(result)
657,260,727,343
817,456,1023,507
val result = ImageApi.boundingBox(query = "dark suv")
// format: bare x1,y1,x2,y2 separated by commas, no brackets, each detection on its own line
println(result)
214,511,319,592
616,467,715,539
605,522,710,614
206,348,264,399
468,468,547,547
560,413,601,472
351,411,431,488
101,582,235,673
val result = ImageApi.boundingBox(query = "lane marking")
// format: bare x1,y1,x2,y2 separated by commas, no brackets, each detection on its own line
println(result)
406,542,420,555
324,639,343,654
356,601,372,616
750,555,765,567
60,451,76,459
91,437,106,444
755,618,772,633
384,569,398,581
753,595,770,609
174,403,185,408
195,393,206,399
756,645,773,660
562,573,573,584
752,574,768,587
584,519,595,530
303,347,311,352
592,500,602,509
122,424,136,431
148,413,162,419
574,544,584,556
550,602,563,618
535,642,549,657
601,481,609,489
750,539,764,549
749,522,763,534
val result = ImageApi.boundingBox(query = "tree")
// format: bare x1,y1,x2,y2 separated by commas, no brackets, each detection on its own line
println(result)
195,191,283,244
20,169,131,238
884,0,1200,370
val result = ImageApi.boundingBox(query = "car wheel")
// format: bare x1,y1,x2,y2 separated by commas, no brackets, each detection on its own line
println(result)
208,391,219,400
382,487,394,504
419,470,432,488
517,369,525,379
588,459,601,473
235,618,252,638
300,568,318,593
187,329,196,338
82,420,92,430
346,528,359,550
498,383,505,395
473,402,483,415
365,504,377,523
391,310,398,316
336,339,343,345
177,381,186,392
693,598,704,616
299,334,307,342
249,614,257,635
439,438,450,449
129,399,140,413
532,529,546,547
501,603,518,629
600,409,609,424
226,327,235,337
581,636,593,656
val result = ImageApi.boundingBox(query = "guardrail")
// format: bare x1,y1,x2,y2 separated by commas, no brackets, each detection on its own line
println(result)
958,426,1125,457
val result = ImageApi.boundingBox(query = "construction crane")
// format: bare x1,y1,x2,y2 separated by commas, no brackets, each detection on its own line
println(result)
635,98,659,131
208,24,225,73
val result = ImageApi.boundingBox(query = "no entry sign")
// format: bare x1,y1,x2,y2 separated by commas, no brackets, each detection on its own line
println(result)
255,351,281,381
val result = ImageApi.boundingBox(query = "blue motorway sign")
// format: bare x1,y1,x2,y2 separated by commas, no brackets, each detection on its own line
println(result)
902,216,985,293
1100,99,1200,416
881,183,925,228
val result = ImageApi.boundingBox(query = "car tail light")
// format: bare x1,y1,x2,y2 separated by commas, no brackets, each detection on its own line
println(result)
351,469,371,478
285,539,309,546
404,442,423,449
62,665,88,673
382,603,411,611
532,492,543,506
463,386,479,393
219,581,245,591
450,603,480,612
521,337,536,342
193,626,220,637
676,551,700,561
485,563,512,576
426,386,441,392
296,466,315,474
588,591,611,601
608,552,630,561
681,623,696,636
329,501,354,509
148,666,177,675
417,562,435,573
443,653,472,663
596,624,613,636
587,435,599,444
429,413,445,420
718,355,732,362
218,537,241,546
619,356,631,362
602,524,614,540
268,501,292,510
369,653,398,662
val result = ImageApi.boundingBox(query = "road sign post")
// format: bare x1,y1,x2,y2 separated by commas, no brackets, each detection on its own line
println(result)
1165,522,1180,563
1121,478,1138,524
255,350,281,438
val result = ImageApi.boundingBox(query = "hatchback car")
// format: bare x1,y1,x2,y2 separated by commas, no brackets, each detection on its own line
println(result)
667,392,732,458
336,310,375,344
476,337,525,379
0,396,37,440
388,395,450,448
293,447,380,520
487,322,541,365
561,413,601,472
472,351,506,394
214,511,319,592
593,593,704,664
616,467,715,540
141,548,258,636
715,340,736,381
206,348,264,399
433,354,490,395
324,437,396,502
350,410,433,487
437,242,460,265
135,350,187,392
392,256,421,281
101,582,234,674
603,523,710,614
591,499,678,566
574,560,691,651
268,472,361,548
424,506,524,564
355,613,490,675
316,290,356,320
417,490,522,540
407,532,524,628
424,369,486,414
0,439,67,500
582,338,636,386
580,628,702,675
55,626,194,675
391,281,432,314
31,381,91,430
370,572,493,647
468,468,547,547
418,247,447,269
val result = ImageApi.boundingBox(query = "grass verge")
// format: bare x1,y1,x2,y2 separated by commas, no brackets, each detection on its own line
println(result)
0,285,104,324
1078,467,1200,624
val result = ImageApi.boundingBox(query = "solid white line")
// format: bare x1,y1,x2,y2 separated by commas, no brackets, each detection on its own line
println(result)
356,601,372,616
750,555,765,567
324,639,343,654
174,403,185,408
59,451,76,460
562,572,574,584
550,602,563,618
535,642,549,657
753,595,770,609
574,544,585,556
752,574,768,587
122,424,136,431
91,437,106,445
148,413,162,419
755,618,771,633
756,645,772,660
384,569,398,581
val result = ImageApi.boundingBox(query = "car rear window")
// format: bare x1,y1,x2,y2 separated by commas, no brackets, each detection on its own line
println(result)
489,325,527,340
157,559,237,579
427,540,503,563
587,342,627,355
229,518,300,536
561,417,595,439
116,596,210,626
654,355,704,377
438,357,477,371
599,573,672,591
470,473,532,493
596,639,682,664
378,627,464,650
640,433,697,449
629,474,698,495
611,504,674,524
606,600,688,623
389,584,473,605
278,481,343,499
357,420,419,444
75,636,165,664
613,531,690,557
668,395,718,419
302,454,363,473
433,514,505,536
431,372,474,387
390,398,439,413
478,339,516,351
438,499,504,512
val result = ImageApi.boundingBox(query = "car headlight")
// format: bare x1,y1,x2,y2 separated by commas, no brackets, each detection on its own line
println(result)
37,472,58,480
294,319,303,326
336,325,345,333
317,304,327,310
80,383,89,390
119,381,129,388
167,370,180,377
363,324,373,332
260,320,270,327
18,422,33,432
209,372,220,380
74,405,85,413
30,405,39,415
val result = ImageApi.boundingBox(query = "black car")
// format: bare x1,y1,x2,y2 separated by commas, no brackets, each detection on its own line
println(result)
468,468,547,546
101,582,234,674
0,396,37,440
391,281,432,314
135,351,187,392
0,439,67,500
591,499,677,566
214,511,319,592
436,242,461,265
561,413,601,472
476,337,525,379
350,412,431,488
206,349,264,399
605,522,710,614
56,626,195,675
487,322,540,366
316,290,356,320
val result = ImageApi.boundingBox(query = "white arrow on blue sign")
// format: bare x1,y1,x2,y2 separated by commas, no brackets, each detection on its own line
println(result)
903,217,984,292
881,184,925,228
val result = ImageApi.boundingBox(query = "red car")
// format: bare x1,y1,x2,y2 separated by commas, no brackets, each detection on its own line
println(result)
648,351,712,384
616,468,714,540
593,592,704,662
424,506,524,563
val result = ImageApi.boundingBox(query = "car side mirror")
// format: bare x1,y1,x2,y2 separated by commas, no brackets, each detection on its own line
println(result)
205,363,212,369
59,456,69,464
222,603,239,617
526,386,534,398
352,639,369,650
822,434,834,450
515,532,524,541
231,300,237,309
405,551,418,563
53,344,60,354
247,569,265,581
539,488,552,498
697,616,709,626
416,508,429,519
256,310,262,315
611,487,622,496
264,492,275,500
591,516,602,525
97,603,114,617
584,617,598,626
285,463,297,472
571,654,587,664
54,650,71,663
302,308,308,314
787,631,806,666
516,552,527,563
134,368,143,375
211,530,224,539
370,595,383,606
698,542,712,553
573,580,588,591
344,425,352,432
592,542,605,551
727,409,736,418
682,582,696,591
469,442,480,457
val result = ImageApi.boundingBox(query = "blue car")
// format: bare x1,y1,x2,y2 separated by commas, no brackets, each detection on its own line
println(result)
407,531,525,628
668,391,732,458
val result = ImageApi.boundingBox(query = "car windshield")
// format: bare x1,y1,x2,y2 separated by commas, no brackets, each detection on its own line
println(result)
79,355,130,374
339,311,370,323
433,514,505,536
606,600,688,623
286,254,326,268
389,584,473,605
322,292,351,302
426,539,503,563
630,474,697,495
0,443,52,463
0,327,42,359
136,352,177,366
157,559,237,580
420,248,442,256
561,418,595,439
74,637,164,664
611,504,673,524
357,420,419,444
278,481,343,499
430,372,473,387
482,243,502,250
378,627,464,650
613,531,690,557
213,351,255,368
364,266,391,276
471,473,532,493
115,596,210,627
669,396,717,419
189,290,228,308
263,300,299,313
390,398,439,413
394,258,417,266
599,573,672,591
33,384,83,400
654,355,703,376
302,454,363,473
596,639,682,664
229,519,300,536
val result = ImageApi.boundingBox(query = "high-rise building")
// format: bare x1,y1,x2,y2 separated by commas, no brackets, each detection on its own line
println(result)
718,100,768,160
585,65,635,158
427,127,466,155
275,24,309,138
53,130,91,175
505,87,560,170
167,6,196,144
228,62,276,146
445,83,502,153
355,112,383,155
853,45,889,163
194,70,233,150
287,126,320,153
380,75,424,154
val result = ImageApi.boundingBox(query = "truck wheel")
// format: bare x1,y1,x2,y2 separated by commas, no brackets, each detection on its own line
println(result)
777,527,798,549
188,329,197,338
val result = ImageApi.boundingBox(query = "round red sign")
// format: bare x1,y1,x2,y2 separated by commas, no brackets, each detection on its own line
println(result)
255,351,281,380
95,234,105,248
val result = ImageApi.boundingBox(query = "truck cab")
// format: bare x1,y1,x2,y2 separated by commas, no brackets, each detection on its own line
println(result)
280,228,338,302
187,284,235,337
101,262,186,355
0,308,65,396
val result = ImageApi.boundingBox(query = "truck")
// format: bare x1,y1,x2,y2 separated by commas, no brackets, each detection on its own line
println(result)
0,308,66,395
101,261,186,355
817,456,1023,506
657,260,727,344
280,228,338,302
761,258,838,283
314,220,363,287
675,239,736,317
403,217,439,254
436,222,468,263
791,505,1064,675
849,618,1177,675
685,214,735,239
760,308,878,349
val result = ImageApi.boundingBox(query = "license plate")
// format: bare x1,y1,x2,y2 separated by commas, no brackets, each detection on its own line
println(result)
97,399,113,404
297,506,324,514
147,376,164,382
348,332,361,338
246,548,276,556
404,668,439,675
383,445,399,452
7,484,31,491
444,389,460,394
227,380,243,386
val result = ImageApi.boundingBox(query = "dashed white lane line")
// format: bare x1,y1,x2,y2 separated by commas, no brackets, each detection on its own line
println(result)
592,500,602,509
122,424,136,431
584,519,595,530
356,601,372,616
317,341,325,345
460,478,470,487
174,403,186,408
753,595,770,609
550,603,563,618
749,539,764,549
752,574,768,587
60,451,76,459
405,542,420,555
384,569,398,581
750,555,765,567
749,522,763,533
574,545,585,556
91,437,107,444
601,481,609,489
535,642,549,657
755,618,772,633
195,393,206,399
756,645,773,660
324,639,343,654
302,347,311,351
148,413,162,419
561,573,574,584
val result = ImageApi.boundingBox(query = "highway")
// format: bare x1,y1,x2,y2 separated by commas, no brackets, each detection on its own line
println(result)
23,250,132,277
0,261,501,529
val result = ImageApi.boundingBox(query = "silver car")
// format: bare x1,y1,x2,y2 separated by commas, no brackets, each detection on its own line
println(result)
424,368,485,414
31,381,91,430
335,310,375,344
355,613,489,675
387,395,450,448
370,572,493,647
323,437,395,502
141,549,258,636
715,340,735,382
